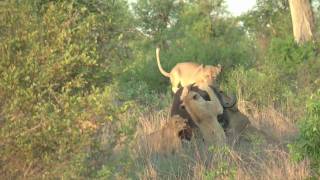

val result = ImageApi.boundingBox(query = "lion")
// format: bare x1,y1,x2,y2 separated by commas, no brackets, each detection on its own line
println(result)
156,47,222,93
180,86,226,146
170,83,236,141
142,115,187,155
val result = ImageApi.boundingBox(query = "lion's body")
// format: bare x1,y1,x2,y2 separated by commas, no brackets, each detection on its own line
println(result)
181,87,226,146
143,116,187,155
156,47,221,93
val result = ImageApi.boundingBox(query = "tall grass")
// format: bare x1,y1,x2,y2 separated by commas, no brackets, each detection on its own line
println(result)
93,92,311,179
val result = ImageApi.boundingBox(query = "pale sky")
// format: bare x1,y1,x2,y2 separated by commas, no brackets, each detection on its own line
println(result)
127,0,257,16
226,0,256,16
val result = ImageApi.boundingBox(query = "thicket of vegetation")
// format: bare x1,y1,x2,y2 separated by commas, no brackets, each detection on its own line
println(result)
0,0,319,178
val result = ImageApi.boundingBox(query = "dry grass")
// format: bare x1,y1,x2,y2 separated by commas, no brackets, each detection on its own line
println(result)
126,97,311,180
238,99,298,143
92,89,311,179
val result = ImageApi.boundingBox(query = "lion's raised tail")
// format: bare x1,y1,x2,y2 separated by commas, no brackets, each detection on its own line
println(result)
156,47,170,77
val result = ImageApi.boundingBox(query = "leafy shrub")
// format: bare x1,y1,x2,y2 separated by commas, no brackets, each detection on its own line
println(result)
266,37,317,81
290,90,320,172
164,12,256,70
222,66,290,106
118,49,170,94
0,0,134,178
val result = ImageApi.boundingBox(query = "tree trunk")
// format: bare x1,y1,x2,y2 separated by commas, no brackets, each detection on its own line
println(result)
288,0,315,44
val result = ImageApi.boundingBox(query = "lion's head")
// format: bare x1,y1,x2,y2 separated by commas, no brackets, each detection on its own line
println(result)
167,115,188,136
200,64,222,85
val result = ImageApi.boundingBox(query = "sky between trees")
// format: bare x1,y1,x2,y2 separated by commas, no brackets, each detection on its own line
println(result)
127,0,257,16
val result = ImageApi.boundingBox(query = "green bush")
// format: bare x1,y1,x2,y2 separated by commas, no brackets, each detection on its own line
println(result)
222,66,290,106
0,0,134,178
290,90,320,170
266,37,317,82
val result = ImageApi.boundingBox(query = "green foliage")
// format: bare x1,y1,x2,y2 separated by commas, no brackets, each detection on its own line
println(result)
204,162,236,180
133,0,181,40
242,0,292,39
267,37,317,77
164,1,255,69
223,66,289,106
290,90,320,168
205,146,236,179
0,0,135,178
118,49,169,94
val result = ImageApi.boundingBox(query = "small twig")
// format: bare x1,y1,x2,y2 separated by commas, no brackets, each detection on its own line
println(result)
23,161,34,178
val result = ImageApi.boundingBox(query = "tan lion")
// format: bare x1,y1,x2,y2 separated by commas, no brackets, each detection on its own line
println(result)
180,86,226,146
142,115,187,155
156,47,222,93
